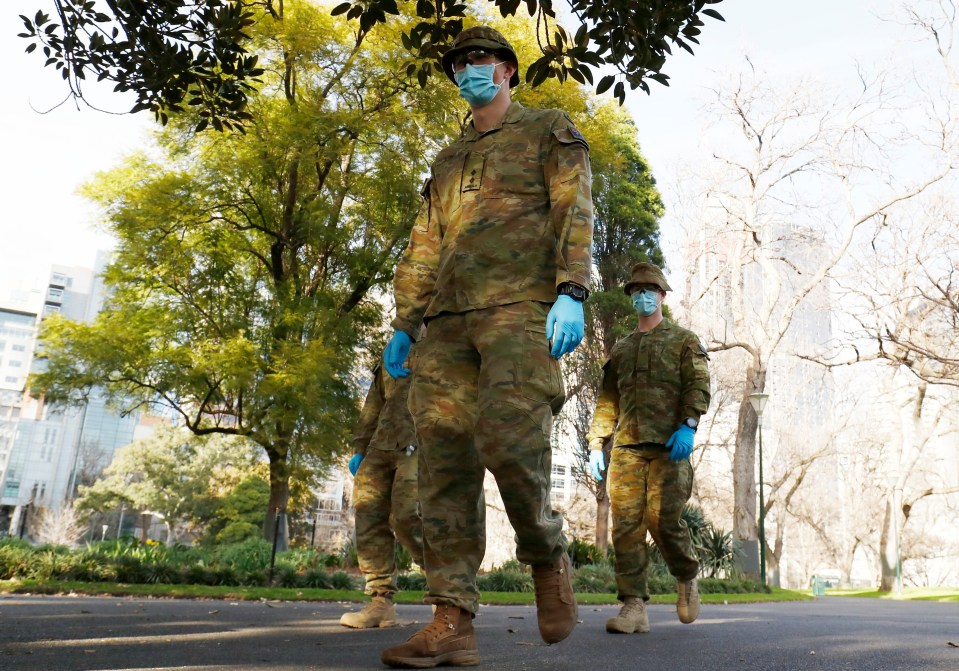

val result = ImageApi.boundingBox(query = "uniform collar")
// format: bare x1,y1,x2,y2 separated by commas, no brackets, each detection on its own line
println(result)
636,317,672,335
464,101,526,141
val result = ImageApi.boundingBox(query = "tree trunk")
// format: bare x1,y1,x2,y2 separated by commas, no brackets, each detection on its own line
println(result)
768,524,784,588
595,482,610,555
733,365,765,577
264,453,291,552
878,495,899,592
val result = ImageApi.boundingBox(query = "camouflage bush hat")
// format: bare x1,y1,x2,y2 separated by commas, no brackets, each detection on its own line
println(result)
441,26,520,88
623,262,672,295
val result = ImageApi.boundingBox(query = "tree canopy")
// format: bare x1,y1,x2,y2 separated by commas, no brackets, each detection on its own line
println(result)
75,427,261,543
18,0,724,129
30,3,463,549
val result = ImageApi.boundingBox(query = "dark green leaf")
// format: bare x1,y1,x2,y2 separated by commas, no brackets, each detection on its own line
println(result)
596,75,615,95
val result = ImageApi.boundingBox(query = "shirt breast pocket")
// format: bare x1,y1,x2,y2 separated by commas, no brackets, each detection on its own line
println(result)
481,152,546,200
434,154,466,212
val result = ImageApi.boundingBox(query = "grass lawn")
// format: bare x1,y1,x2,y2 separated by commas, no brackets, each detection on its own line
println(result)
0,579,810,605
824,587,959,603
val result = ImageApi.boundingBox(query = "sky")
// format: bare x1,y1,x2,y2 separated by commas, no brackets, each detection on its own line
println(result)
0,0,919,301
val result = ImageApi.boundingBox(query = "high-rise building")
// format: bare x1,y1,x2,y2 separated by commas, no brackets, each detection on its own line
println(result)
0,257,145,539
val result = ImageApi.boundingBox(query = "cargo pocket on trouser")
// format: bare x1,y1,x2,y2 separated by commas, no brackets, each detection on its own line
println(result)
521,319,565,412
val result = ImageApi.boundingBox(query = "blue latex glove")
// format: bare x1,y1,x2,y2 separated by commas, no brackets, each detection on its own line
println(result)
589,450,606,481
384,330,413,378
666,425,696,461
348,454,364,476
546,295,585,359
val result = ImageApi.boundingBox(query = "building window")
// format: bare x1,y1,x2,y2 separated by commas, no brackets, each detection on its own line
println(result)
551,478,565,491
11,344,25,352
8,360,21,368
551,464,566,476
4,376,17,384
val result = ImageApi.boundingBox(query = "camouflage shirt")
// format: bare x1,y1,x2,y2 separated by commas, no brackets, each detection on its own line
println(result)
351,365,416,454
586,319,711,448
391,101,594,337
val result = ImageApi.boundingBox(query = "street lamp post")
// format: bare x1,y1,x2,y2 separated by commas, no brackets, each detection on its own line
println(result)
748,392,769,587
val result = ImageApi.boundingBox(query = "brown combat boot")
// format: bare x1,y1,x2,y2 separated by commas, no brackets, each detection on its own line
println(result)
606,596,650,634
531,552,577,644
340,595,397,629
676,578,701,624
381,604,479,668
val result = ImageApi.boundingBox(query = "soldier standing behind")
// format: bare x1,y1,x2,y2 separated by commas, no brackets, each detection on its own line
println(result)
586,262,711,635
380,25,593,668
340,364,424,629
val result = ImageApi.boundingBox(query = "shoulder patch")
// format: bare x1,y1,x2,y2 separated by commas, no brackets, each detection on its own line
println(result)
553,126,590,151
697,342,710,360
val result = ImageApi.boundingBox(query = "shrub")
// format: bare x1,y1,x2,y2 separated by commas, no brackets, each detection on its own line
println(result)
273,563,300,588
212,566,240,586
182,564,217,586
216,521,259,545
145,561,181,584
215,537,272,573
277,547,324,571
568,538,611,568
647,575,676,594
477,567,533,593
328,570,359,590
58,555,105,582
397,572,427,591
339,538,358,569
572,563,616,593
697,526,736,578
302,568,333,589
395,543,413,572
114,556,149,584
698,577,769,594
242,569,269,587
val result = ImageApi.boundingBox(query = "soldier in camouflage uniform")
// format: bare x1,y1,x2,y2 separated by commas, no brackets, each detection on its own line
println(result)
340,364,424,629
380,25,593,668
586,262,711,635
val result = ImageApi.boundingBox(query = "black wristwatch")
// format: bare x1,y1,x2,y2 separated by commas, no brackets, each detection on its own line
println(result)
557,282,589,302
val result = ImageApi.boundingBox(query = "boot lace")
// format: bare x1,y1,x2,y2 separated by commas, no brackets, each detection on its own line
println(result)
619,598,644,618
418,606,458,643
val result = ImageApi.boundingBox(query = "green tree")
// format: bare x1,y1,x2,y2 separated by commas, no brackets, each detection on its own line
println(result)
18,0,724,129
75,427,259,544
209,476,272,545
31,3,462,550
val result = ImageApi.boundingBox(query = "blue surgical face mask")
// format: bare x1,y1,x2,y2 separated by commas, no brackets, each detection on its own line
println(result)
632,290,660,317
454,62,505,108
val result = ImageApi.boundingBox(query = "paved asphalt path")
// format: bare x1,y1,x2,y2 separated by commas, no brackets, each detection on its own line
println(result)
1,594,957,670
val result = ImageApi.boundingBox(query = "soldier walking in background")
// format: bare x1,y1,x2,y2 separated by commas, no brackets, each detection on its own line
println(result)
586,262,711,635
379,25,594,668
340,364,424,629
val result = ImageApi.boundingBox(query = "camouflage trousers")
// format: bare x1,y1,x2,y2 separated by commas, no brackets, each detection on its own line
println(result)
353,446,425,597
410,301,567,614
608,445,699,601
